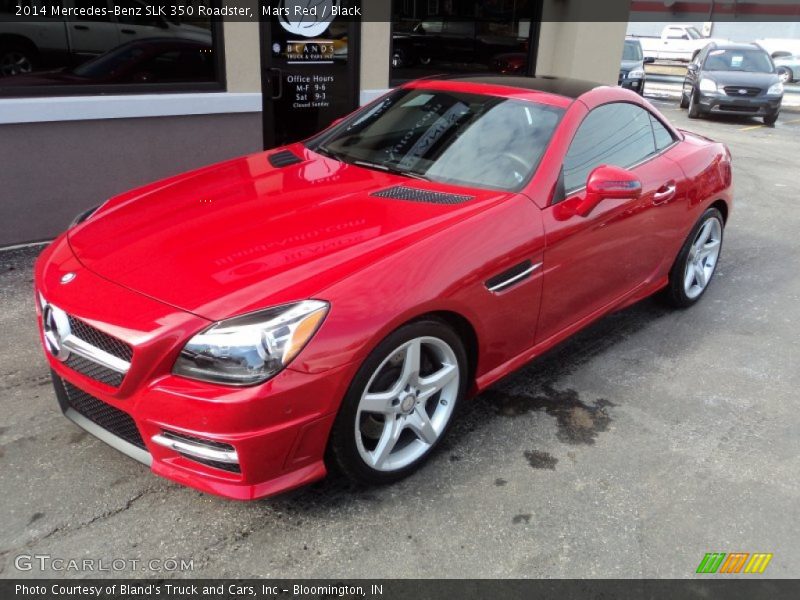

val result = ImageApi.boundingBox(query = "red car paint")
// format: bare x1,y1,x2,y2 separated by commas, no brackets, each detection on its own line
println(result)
35,80,733,499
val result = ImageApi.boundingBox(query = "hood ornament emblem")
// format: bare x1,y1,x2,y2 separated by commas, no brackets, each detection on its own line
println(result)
60,272,76,284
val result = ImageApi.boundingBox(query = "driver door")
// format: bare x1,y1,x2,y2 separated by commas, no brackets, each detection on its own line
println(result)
536,102,686,344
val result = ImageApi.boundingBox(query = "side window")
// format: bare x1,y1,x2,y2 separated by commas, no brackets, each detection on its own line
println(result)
563,103,657,192
650,114,675,151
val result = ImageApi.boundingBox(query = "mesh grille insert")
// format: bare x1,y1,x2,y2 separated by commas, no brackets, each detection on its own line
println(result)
62,380,145,450
67,315,133,362
64,354,124,387
372,185,474,205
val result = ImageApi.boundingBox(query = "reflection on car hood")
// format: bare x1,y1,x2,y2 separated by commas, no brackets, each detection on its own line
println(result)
68,146,508,320
703,70,780,87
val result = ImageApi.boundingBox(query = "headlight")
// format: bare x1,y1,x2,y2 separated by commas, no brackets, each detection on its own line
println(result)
173,300,329,386
699,78,718,93
69,204,101,228
628,69,645,79
768,81,784,95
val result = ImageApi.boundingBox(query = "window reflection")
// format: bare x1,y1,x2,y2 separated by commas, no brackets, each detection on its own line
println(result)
391,0,535,83
0,0,220,90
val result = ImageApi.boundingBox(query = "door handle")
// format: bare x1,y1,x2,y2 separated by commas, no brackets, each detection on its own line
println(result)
73,25,89,31
268,68,283,100
120,29,136,35
653,181,677,204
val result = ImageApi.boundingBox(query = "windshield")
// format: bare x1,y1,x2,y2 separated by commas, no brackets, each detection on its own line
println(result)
704,49,774,73
310,88,564,192
623,40,643,61
686,27,703,40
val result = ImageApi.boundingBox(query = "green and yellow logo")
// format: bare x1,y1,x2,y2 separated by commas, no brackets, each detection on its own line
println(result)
696,552,773,574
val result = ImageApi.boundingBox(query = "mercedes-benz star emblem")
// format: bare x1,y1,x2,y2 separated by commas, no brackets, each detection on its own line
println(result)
42,303,71,361
60,272,76,284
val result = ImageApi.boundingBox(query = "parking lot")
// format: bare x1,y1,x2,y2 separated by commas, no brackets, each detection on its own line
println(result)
1,98,799,579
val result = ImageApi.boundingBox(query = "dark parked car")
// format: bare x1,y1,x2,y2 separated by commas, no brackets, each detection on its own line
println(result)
392,19,527,69
0,38,214,88
619,38,654,95
681,42,783,124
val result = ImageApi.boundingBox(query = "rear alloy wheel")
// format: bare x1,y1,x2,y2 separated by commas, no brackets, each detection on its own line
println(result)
328,320,467,484
777,66,792,84
663,208,724,308
391,50,406,69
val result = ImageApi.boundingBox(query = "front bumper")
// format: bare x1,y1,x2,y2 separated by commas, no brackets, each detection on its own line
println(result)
35,236,354,500
697,92,782,116
620,77,645,93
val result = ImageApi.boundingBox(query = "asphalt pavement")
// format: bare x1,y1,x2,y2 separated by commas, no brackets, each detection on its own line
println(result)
1,99,798,579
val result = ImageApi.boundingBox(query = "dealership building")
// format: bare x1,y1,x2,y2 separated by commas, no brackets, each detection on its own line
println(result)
0,0,790,246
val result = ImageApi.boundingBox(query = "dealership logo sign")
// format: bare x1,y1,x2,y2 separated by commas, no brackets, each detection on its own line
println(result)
696,552,773,574
277,0,338,38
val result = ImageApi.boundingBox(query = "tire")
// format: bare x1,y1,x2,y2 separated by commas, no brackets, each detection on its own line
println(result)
419,56,432,66
679,85,690,108
777,66,792,84
0,42,37,78
663,207,724,308
687,90,702,119
327,319,468,485
764,111,779,126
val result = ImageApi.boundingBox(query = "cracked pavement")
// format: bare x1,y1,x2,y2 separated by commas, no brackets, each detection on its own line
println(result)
1,101,799,579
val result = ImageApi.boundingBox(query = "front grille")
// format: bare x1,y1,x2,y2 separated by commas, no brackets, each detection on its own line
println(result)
67,315,133,362
372,185,474,205
64,354,124,387
717,104,759,113
62,379,145,450
723,86,761,97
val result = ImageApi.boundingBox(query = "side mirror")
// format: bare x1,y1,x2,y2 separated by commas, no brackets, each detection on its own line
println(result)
644,56,656,64
575,165,642,217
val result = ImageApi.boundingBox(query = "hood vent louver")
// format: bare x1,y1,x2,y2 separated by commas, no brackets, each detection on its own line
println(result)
268,150,303,168
372,185,474,205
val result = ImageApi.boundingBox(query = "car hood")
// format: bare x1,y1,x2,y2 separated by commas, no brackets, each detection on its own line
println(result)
68,146,507,321
620,59,643,71
703,70,779,87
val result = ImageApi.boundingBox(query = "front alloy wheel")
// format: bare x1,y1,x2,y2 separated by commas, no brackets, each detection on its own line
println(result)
328,320,467,484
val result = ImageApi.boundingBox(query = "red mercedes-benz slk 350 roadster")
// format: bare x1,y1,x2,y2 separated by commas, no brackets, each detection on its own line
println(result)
35,77,733,499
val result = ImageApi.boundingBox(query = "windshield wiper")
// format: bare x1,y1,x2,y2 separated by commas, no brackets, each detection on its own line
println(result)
315,145,348,162
352,160,430,181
